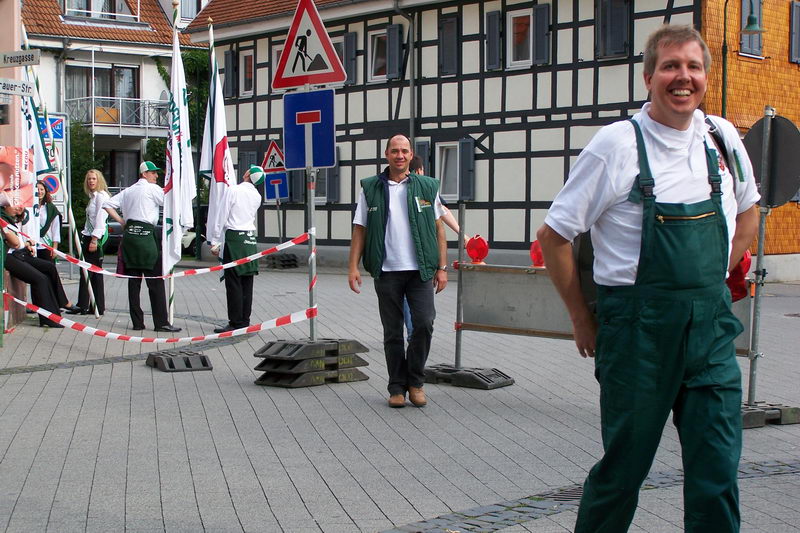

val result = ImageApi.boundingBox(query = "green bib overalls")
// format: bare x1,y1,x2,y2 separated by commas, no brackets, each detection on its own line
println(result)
575,120,743,533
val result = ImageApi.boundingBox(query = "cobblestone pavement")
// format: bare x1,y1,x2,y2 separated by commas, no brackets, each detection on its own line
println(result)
1,260,798,532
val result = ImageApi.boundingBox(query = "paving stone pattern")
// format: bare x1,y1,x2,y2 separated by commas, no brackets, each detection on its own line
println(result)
0,263,798,532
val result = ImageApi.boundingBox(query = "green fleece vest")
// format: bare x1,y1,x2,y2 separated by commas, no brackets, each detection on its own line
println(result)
360,172,441,281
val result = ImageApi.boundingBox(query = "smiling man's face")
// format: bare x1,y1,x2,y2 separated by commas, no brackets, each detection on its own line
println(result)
644,39,707,131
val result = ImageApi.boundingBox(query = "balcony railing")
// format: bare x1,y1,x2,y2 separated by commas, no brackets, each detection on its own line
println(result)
65,96,169,131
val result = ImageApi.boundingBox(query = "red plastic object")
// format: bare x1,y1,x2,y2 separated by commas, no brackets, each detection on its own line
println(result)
466,235,489,264
726,249,752,302
530,240,545,267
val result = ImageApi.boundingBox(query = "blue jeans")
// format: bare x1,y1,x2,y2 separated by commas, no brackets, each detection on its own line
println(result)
374,271,435,395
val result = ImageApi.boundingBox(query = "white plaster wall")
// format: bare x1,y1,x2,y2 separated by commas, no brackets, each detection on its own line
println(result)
506,74,532,112
557,28,573,64
238,102,253,131
577,68,594,107
529,209,548,239
494,209,526,242
464,209,489,240
332,210,354,240
462,5,480,34
463,41,480,75
598,64,629,104
462,80,480,115
256,64,269,97
270,99,283,128
493,158,526,202
531,157,566,201
558,0,574,23
392,86,409,118
316,209,329,238
347,92,364,124
366,88,389,122
421,47,437,79
441,82,459,117
570,126,601,150
577,0,593,20
556,70,572,108
355,140,375,161
484,78,503,113
36,54,59,111
578,26,594,62
474,159,489,202
335,92,346,123
338,165,353,204
256,101,268,129
670,11,694,26
536,72,551,109
422,84,438,117
531,128,564,151
633,17,664,56
225,104,237,131
494,131,527,153
285,210,305,238
633,63,648,101
421,10,438,41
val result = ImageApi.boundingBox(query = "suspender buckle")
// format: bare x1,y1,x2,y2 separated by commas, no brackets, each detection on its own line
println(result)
642,185,654,198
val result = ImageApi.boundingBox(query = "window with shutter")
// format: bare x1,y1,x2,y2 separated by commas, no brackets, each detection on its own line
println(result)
439,15,458,76
344,32,358,84
740,0,763,56
436,142,460,202
368,30,388,82
486,11,502,71
506,8,533,68
223,50,237,98
386,24,404,80
792,2,800,63
239,50,254,97
532,4,551,66
458,138,475,202
596,0,629,59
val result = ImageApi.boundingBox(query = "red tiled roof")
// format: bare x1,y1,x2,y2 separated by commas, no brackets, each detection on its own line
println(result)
22,0,199,47
185,0,348,33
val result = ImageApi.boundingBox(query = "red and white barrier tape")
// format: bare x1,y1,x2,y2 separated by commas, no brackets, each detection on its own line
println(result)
0,218,310,280
4,294,316,343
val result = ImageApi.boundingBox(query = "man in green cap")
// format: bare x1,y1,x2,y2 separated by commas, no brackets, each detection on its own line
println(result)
103,161,181,332
537,25,759,532
209,166,264,333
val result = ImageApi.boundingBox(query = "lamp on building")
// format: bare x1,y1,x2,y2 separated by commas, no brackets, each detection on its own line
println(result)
721,0,764,118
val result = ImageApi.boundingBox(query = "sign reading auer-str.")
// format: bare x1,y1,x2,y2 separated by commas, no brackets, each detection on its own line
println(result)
0,50,40,68
0,77,34,97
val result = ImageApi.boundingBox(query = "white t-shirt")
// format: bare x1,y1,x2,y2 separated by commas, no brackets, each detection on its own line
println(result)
544,104,760,286
84,190,110,239
353,175,444,272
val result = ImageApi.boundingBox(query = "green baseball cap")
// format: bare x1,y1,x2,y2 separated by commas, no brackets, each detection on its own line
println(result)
139,161,161,174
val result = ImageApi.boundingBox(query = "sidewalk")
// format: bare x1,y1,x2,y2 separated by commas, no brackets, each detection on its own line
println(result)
1,260,798,532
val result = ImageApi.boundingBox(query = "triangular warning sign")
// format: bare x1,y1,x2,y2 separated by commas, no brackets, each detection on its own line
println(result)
272,0,346,90
262,141,286,173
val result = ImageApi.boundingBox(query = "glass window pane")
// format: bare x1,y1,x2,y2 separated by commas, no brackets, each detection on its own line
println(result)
93,68,111,96
512,15,531,62
65,66,89,99
243,54,254,92
440,146,458,196
371,33,387,77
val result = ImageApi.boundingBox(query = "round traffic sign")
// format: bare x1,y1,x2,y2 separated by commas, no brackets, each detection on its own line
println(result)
42,174,60,195
743,115,800,208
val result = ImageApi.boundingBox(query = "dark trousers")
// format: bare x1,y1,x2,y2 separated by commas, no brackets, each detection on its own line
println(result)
76,235,105,314
223,246,254,328
5,250,61,326
126,258,168,329
36,248,69,306
374,271,435,395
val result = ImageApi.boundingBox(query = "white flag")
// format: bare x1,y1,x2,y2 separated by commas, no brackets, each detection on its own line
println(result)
199,24,235,246
19,66,51,240
162,23,197,274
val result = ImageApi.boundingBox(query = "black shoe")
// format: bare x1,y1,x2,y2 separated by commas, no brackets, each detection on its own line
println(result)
155,325,182,333
131,325,145,331
213,325,235,333
41,323,65,329
66,307,86,315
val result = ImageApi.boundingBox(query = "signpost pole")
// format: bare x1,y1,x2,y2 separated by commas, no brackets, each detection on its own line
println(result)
306,166,317,341
273,182,283,243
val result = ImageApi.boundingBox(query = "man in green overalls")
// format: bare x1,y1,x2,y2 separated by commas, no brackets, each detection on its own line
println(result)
537,25,760,532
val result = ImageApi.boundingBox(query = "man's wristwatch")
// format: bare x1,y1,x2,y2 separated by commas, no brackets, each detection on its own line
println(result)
437,265,448,272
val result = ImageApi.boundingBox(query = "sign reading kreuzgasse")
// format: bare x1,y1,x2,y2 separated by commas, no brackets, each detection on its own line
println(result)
0,50,40,68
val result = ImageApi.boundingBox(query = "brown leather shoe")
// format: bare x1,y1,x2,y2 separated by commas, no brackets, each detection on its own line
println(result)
388,394,406,408
408,386,427,407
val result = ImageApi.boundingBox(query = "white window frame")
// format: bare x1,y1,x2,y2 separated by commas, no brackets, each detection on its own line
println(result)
329,36,346,87
435,142,460,202
239,49,254,97
506,8,533,69
368,29,388,82
271,46,285,93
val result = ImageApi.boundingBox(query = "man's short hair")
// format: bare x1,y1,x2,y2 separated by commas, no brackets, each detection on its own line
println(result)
643,24,711,75
385,134,412,152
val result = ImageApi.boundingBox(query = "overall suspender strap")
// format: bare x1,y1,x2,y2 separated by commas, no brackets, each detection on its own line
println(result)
704,138,723,197
627,119,655,204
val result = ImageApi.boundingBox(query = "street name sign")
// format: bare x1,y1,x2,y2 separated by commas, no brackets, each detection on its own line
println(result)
0,77,34,97
1,50,40,68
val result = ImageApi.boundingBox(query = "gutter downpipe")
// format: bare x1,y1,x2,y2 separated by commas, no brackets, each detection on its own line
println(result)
56,39,70,113
393,0,415,145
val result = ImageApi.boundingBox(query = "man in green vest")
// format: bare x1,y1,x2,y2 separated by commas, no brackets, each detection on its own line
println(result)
537,25,759,532
348,134,449,408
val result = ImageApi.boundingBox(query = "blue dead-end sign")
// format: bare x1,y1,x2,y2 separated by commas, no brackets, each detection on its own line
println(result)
283,88,335,170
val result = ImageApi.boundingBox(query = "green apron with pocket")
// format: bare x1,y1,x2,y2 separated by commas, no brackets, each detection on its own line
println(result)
225,229,258,276
121,220,158,270
575,119,743,533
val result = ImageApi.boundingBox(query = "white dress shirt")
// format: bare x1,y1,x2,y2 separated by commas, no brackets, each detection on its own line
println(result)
210,181,262,246
83,190,110,239
102,178,164,225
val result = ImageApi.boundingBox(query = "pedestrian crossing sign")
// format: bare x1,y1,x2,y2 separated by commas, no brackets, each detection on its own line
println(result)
272,0,346,90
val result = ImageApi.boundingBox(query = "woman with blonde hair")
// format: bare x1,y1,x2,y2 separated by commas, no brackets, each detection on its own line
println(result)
69,169,110,315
